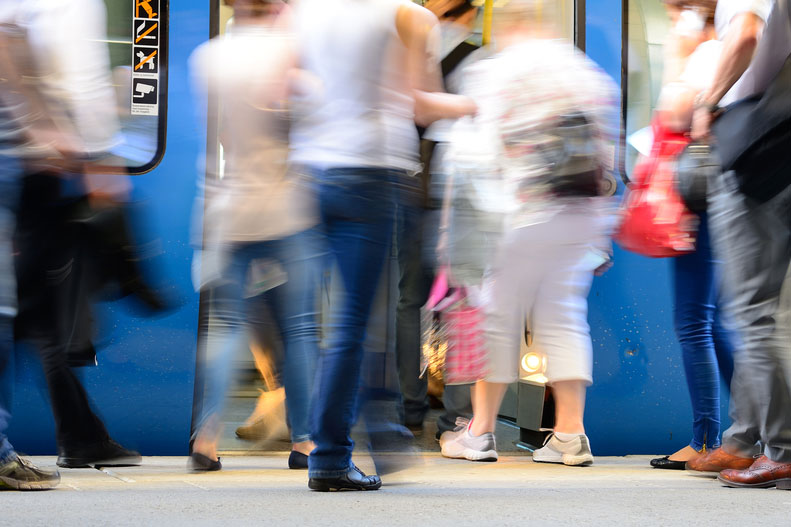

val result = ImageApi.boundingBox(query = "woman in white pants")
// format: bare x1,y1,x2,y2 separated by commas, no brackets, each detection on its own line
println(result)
440,0,618,465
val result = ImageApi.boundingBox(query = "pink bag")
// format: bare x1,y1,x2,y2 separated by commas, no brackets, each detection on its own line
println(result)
421,268,488,385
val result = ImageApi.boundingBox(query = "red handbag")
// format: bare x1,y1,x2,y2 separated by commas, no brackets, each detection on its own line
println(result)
615,120,699,257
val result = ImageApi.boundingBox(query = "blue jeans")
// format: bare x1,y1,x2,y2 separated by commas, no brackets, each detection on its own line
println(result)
307,167,397,478
0,155,20,464
194,230,321,444
673,214,735,450
0,316,14,463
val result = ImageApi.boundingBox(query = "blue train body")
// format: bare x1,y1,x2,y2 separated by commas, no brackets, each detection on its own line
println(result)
7,0,722,456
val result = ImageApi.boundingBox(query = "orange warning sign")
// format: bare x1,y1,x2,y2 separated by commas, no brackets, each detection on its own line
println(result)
136,0,159,19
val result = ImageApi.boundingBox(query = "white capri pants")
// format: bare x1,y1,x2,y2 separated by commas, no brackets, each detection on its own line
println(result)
482,209,605,385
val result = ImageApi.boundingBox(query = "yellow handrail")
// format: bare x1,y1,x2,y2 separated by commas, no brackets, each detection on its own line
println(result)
482,0,494,45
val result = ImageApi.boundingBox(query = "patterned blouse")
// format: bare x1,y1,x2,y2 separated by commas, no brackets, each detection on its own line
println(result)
448,38,619,231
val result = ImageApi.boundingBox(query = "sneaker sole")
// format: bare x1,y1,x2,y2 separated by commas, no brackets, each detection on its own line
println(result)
0,475,59,490
532,453,593,466
441,446,498,462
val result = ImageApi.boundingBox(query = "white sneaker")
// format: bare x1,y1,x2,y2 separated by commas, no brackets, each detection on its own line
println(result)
440,420,498,462
532,433,594,466
438,417,470,446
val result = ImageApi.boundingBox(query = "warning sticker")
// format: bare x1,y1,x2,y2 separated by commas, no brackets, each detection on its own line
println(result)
135,0,159,20
131,1,162,116
134,46,158,75
131,78,158,116
134,19,159,47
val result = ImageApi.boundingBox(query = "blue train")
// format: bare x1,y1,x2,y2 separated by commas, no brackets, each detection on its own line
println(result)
7,0,714,457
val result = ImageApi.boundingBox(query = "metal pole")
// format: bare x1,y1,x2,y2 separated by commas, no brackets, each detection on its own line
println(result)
482,0,494,45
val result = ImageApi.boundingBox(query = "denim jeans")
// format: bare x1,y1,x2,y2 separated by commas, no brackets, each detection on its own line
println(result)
673,214,735,451
0,316,14,463
307,167,397,478
194,230,321,444
0,155,18,463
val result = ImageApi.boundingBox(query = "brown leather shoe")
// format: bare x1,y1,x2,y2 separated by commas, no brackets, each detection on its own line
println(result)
718,455,791,489
685,447,754,473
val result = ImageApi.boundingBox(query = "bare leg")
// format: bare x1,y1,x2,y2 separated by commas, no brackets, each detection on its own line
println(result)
551,380,587,435
469,381,509,436
293,440,315,456
668,445,703,462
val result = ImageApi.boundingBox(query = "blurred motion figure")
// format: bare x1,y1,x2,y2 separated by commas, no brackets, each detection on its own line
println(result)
189,0,322,471
395,0,480,441
685,0,791,489
0,0,142,470
438,0,618,465
289,0,475,491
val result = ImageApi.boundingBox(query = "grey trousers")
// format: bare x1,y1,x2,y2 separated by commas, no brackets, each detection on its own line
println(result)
709,170,791,463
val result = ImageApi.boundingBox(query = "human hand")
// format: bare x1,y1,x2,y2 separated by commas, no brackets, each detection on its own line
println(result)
691,106,713,141
594,258,613,276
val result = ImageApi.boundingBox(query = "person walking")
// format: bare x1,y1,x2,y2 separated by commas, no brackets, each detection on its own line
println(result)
290,0,476,491
438,0,618,466
189,0,321,471
1,0,141,470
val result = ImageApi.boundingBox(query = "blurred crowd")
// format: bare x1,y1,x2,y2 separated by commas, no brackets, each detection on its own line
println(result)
1,0,791,495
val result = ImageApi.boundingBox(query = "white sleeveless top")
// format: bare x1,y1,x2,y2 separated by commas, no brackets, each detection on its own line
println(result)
289,0,419,171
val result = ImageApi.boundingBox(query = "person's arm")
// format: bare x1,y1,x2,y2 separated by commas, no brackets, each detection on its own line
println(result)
395,2,477,127
691,12,765,139
0,27,85,168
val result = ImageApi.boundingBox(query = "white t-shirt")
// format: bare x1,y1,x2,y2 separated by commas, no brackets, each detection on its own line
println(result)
716,0,791,105
680,40,724,91
289,0,419,171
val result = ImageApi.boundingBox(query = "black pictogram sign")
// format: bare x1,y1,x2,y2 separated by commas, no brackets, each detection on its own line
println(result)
134,46,158,74
134,19,159,47
132,78,158,105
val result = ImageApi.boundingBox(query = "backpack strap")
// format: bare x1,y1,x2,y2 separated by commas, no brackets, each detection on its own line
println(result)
441,40,479,82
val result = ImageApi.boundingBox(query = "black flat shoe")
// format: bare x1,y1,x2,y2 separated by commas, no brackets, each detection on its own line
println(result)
650,455,687,470
57,439,142,468
189,452,222,472
288,451,308,470
308,464,382,492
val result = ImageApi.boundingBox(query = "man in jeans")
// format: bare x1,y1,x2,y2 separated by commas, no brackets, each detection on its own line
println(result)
687,0,791,489
291,0,475,491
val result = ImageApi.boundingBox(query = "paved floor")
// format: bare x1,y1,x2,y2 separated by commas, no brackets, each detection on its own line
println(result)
3,453,790,526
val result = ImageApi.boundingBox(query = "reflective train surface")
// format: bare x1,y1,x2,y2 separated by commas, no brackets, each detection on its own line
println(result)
7,0,713,456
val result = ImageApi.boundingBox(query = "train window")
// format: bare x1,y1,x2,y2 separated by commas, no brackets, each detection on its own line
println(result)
100,0,168,174
623,0,672,176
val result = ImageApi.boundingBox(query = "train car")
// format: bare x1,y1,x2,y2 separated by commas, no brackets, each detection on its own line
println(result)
6,0,717,458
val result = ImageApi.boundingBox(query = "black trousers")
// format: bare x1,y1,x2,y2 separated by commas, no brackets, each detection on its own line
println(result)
15,172,109,450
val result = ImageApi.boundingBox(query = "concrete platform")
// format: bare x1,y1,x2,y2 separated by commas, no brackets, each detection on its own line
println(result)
3,454,790,526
